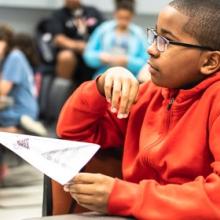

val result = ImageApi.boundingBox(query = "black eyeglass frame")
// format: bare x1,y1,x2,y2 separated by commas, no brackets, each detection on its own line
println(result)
147,28,215,52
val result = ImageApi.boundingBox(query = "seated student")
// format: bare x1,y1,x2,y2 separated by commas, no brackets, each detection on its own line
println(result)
0,34,14,110
0,28,47,136
49,0,104,83
84,0,148,78
57,0,220,219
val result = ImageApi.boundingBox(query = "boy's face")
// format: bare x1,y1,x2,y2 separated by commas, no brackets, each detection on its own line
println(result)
147,6,206,89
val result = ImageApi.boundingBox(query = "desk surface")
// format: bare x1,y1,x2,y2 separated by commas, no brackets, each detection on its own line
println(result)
25,212,133,220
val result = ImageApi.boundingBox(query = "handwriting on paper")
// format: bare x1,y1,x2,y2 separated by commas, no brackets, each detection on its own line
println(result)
15,138,30,150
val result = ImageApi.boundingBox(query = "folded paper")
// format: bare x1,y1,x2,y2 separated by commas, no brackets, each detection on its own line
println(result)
0,132,100,185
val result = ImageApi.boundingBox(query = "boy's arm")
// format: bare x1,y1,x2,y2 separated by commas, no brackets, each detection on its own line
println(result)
57,67,139,148
107,114,220,219
65,115,220,219
56,79,126,149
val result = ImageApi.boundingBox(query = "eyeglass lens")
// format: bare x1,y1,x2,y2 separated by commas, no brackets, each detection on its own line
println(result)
147,29,166,52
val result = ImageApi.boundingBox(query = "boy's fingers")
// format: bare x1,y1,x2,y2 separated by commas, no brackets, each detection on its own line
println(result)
117,79,131,118
73,173,103,184
71,193,107,213
104,76,113,103
125,81,139,114
71,193,94,206
68,183,95,195
111,79,122,112
79,204,96,212
63,185,70,192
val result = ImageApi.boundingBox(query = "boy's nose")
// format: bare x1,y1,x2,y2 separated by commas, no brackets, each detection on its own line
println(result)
147,42,160,58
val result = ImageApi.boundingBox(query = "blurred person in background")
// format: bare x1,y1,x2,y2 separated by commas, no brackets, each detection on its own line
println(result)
83,0,148,78
0,26,47,136
49,0,104,84
0,25,14,183
0,25,14,110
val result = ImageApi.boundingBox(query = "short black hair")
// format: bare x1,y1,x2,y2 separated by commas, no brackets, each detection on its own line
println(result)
169,0,220,51
115,0,135,13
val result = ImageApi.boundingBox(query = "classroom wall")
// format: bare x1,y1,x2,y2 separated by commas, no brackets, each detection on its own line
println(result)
0,7,52,34
0,6,157,34
0,0,168,34
0,0,170,13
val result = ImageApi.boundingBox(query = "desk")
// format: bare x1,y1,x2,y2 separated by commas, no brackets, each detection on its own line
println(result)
25,212,133,220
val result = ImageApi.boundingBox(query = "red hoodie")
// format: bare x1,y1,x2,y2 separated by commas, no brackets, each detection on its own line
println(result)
57,73,220,220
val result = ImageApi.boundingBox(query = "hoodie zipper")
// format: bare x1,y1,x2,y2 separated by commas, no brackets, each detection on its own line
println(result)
143,96,175,169
167,97,175,110
143,96,175,152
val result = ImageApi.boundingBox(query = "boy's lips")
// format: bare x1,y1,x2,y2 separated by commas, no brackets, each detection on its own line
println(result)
148,61,160,74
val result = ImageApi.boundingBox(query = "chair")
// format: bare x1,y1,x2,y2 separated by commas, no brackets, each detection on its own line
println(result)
38,76,75,137
38,74,53,119
46,77,74,121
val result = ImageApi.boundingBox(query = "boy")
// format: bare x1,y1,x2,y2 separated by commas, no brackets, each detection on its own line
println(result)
57,0,220,219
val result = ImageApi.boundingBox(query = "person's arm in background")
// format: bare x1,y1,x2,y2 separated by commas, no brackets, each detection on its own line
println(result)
0,51,24,96
84,22,129,69
0,80,13,96
0,40,7,61
54,35,86,54
0,41,14,110
83,23,106,69
0,41,13,96
126,29,149,76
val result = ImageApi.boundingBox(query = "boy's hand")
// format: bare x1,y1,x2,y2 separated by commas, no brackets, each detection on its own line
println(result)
63,173,115,213
97,67,139,119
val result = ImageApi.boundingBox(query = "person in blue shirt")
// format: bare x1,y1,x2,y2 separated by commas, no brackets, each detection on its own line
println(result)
0,29,40,133
83,0,149,78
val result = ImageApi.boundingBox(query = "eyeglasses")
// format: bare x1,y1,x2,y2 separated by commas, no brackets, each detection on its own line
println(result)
146,28,214,52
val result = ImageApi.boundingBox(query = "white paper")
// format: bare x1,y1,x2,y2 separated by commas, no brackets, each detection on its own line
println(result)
0,132,100,185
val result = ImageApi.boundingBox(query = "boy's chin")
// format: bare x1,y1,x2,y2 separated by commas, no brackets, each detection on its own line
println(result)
151,78,174,89
151,77,163,87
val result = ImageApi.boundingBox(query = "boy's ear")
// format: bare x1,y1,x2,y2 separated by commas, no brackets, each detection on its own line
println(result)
200,51,220,76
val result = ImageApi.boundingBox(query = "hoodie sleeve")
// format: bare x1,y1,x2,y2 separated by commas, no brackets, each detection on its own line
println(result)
107,115,220,219
56,80,127,149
